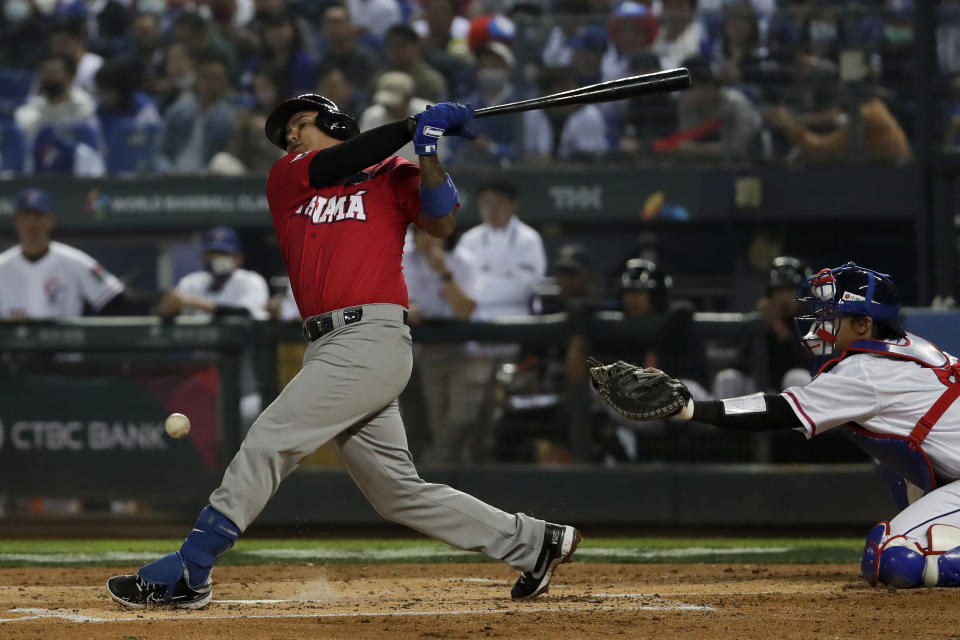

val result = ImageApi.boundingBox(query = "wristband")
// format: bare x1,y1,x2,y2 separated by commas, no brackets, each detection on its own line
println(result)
420,173,459,218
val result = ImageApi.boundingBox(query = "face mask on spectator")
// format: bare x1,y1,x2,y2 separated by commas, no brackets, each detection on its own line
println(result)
3,0,30,24
208,255,237,277
39,80,67,101
476,69,508,95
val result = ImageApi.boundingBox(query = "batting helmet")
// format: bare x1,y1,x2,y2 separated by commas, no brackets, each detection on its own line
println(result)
794,261,903,357
619,258,672,312
768,256,811,292
264,94,359,151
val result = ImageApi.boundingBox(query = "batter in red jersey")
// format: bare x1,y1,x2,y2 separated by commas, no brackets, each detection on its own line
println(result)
107,94,580,609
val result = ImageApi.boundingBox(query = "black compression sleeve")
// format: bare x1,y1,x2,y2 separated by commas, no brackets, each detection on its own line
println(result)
691,395,802,432
308,120,413,187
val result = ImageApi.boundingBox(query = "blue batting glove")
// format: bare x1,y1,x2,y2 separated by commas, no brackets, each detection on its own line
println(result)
413,102,475,155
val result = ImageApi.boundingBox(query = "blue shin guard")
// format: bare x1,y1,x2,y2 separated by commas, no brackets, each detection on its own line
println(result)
179,505,239,588
140,505,239,593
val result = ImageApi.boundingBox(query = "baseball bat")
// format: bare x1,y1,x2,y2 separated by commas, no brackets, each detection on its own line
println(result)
473,68,691,118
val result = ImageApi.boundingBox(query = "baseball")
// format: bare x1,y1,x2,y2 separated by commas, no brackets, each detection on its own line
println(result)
164,413,191,439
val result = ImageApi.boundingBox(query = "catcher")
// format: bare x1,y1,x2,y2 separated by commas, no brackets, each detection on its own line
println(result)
590,262,960,589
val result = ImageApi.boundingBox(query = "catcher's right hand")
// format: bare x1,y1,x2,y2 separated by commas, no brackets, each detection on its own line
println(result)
587,358,693,422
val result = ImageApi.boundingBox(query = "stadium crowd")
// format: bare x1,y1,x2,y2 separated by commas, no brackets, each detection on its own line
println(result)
0,0,954,175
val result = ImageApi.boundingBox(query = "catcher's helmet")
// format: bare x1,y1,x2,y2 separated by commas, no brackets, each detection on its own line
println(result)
794,261,903,358
264,94,359,151
768,256,811,292
619,258,672,312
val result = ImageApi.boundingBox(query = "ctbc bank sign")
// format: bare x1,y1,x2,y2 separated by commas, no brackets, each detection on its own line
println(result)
0,418,167,452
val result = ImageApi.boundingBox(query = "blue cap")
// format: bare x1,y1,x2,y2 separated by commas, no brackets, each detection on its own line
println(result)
570,25,608,52
203,226,242,253
15,188,54,214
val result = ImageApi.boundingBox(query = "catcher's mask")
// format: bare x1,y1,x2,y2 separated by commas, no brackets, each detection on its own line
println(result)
793,261,902,362
264,93,360,151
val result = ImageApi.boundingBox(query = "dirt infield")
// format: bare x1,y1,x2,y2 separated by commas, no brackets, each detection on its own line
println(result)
0,563,956,639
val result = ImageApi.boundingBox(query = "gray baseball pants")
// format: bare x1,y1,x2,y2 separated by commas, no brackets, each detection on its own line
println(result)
209,303,546,571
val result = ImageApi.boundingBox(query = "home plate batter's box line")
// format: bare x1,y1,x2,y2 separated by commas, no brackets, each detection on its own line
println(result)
0,546,795,565
0,600,715,623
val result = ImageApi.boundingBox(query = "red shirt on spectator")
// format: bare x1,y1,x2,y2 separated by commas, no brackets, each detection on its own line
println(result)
265,152,422,318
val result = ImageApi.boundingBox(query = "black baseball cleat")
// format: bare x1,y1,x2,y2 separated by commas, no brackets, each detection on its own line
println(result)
511,523,582,600
106,573,212,610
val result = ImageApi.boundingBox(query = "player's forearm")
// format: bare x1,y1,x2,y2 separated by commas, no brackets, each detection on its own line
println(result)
308,120,412,187
688,394,802,431
418,154,446,187
441,279,476,320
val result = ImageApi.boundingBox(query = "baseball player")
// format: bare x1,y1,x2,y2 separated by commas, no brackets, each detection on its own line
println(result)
158,226,269,321
590,262,960,589
0,188,124,319
107,94,580,609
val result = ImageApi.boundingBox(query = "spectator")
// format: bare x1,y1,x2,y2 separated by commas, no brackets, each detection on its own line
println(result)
714,1,767,90
222,70,286,174
317,3,382,97
154,42,197,113
157,55,236,173
466,13,516,54
245,10,317,99
414,0,473,98
359,71,432,163
669,55,761,162
601,1,659,82
382,23,448,102
402,225,477,462
569,25,608,86
348,0,402,40
615,52,679,159
48,16,104,96
522,66,609,162
94,59,162,174
766,84,912,164
774,45,840,131
651,0,707,71
542,0,593,68
314,66,364,120
158,226,269,428
128,12,166,99
455,177,546,319
14,53,106,176
450,42,523,165
0,188,124,319
414,0,471,59
171,10,240,82
713,256,813,398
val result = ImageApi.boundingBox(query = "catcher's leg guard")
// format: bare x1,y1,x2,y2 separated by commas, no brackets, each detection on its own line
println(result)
178,505,239,589
861,521,888,585
923,524,960,587
860,521,925,588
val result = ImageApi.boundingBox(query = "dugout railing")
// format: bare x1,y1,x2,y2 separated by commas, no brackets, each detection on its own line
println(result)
6,310,956,525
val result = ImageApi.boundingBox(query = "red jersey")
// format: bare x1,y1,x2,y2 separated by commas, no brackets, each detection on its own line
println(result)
265,152,422,318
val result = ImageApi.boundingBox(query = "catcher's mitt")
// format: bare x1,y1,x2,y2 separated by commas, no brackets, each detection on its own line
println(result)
587,358,692,421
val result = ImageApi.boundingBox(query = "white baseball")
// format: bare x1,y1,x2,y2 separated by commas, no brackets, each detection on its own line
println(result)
164,413,191,439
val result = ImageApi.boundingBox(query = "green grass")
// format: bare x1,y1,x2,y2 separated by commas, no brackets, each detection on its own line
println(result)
0,537,864,568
